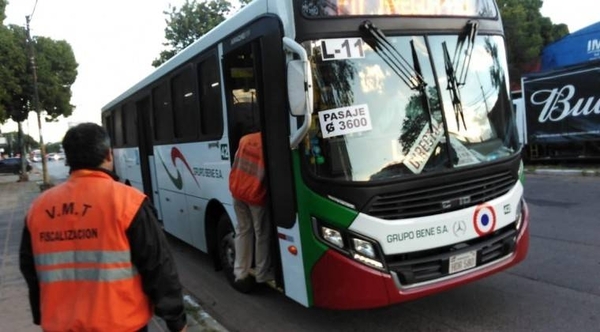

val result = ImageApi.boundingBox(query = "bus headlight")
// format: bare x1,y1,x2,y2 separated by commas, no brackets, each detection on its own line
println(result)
518,160,525,183
352,238,376,258
313,217,386,271
320,225,344,249
352,253,384,269
515,199,524,230
351,237,384,269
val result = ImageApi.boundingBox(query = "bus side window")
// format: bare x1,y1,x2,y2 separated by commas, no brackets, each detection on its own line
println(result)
198,54,224,139
103,113,115,146
152,81,174,142
171,65,199,140
113,107,124,147
123,102,137,146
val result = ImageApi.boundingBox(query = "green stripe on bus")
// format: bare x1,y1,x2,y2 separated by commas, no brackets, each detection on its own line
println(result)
292,151,358,306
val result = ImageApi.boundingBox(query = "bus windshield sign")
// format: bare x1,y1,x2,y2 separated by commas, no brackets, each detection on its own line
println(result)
301,0,497,18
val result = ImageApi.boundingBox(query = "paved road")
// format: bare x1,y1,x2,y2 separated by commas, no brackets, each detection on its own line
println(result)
168,172,600,332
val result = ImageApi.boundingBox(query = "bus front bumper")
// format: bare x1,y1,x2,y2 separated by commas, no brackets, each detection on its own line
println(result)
310,202,530,310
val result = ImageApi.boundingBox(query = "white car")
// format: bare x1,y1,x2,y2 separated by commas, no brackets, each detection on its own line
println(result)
47,153,65,161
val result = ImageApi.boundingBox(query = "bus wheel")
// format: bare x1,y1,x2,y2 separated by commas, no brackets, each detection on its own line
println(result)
217,214,236,285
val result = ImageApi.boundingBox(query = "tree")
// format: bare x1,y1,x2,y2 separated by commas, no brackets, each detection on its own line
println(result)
0,0,6,24
45,142,62,153
34,36,78,120
0,23,78,124
0,16,77,184
153,0,253,67
496,0,569,89
0,25,27,123
1,131,38,156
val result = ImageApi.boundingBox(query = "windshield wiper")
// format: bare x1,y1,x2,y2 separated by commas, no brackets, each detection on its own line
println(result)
443,42,466,131
455,21,478,86
359,21,433,131
443,21,479,131
410,40,434,132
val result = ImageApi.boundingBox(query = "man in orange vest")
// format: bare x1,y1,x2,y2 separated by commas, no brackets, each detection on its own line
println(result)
229,130,273,291
19,123,187,332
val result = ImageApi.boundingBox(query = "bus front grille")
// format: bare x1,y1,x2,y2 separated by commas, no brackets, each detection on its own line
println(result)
365,171,516,220
385,224,517,287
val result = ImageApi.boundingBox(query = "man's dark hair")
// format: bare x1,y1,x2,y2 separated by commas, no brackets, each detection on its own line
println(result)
62,123,111,170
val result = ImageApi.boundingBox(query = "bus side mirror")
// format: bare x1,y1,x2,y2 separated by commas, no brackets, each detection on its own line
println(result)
287,59,313,117
283,37,314,148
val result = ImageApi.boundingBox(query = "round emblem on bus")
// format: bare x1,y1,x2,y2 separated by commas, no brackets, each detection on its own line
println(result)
472,204,496,236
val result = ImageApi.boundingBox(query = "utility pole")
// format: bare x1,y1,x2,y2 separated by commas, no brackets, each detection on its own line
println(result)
17,122,29,181
26,14,52,190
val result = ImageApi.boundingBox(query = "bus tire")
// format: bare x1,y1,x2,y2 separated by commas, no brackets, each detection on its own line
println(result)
217,214,237,285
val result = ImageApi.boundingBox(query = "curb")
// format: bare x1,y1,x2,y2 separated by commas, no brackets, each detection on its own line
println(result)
148,293,228,332
525,168,600,176
183,294,229,332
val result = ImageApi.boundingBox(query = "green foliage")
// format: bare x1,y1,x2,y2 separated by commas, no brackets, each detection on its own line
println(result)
0,0,6,24
34,36,78,120
45,142,62,153
0,24,28,123
153,0,252,67
1,131,39,156
0,21,78,125
496,0,569,88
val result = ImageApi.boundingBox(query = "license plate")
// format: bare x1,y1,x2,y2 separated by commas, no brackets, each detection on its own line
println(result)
449,250,477,274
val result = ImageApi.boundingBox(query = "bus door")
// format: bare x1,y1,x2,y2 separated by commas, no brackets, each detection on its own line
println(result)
222,17,297,291
136,96,158,205
223,41,261,155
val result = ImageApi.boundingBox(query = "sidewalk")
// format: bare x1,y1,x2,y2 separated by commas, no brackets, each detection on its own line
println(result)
0,170,227,332
525,164,600,176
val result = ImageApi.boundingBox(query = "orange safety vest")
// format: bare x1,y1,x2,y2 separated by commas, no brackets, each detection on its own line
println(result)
26,170,152,332
229,132,266,206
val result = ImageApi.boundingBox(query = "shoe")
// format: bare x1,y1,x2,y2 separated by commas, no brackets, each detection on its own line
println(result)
263,279,277,289
255,270,275,284
233,275,255,293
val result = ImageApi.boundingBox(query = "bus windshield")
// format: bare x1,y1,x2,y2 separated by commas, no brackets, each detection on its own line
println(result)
303,31,518,182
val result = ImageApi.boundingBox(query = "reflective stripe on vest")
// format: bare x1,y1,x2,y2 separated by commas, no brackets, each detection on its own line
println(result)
232,156,265,179
35,250,137,283
229,132,266,205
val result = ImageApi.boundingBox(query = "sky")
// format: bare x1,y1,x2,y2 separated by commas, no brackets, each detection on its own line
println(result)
2,0,598,143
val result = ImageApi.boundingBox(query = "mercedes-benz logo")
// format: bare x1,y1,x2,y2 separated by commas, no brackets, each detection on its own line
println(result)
453,220,467,237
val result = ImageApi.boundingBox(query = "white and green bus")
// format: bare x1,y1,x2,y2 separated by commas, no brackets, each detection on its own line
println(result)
102,0,529,309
